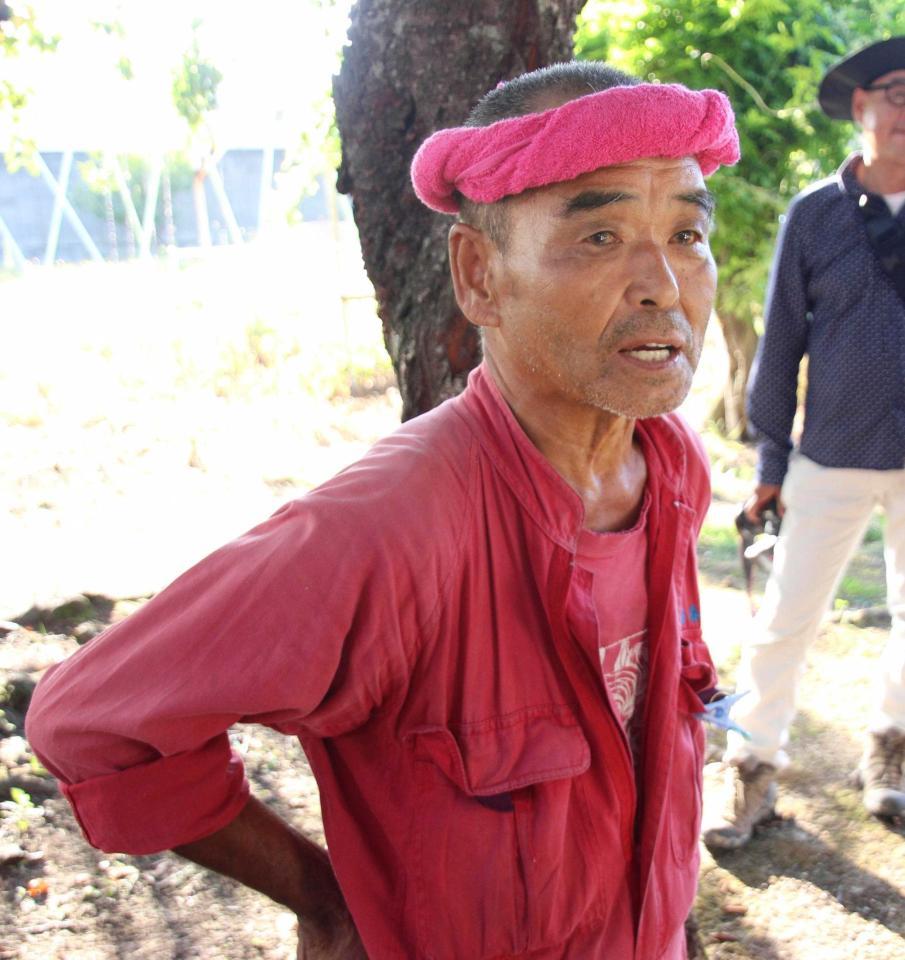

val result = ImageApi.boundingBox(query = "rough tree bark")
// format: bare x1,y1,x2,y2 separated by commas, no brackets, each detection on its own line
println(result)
333,0,585,420
710,309,759,438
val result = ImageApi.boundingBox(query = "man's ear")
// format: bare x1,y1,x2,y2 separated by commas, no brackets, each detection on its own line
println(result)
851,88,866,125
448,223,502,328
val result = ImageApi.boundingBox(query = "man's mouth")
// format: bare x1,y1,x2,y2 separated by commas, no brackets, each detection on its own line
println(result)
621,343,678,362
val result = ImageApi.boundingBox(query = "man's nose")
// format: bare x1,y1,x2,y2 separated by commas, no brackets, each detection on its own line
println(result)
627,244,680,309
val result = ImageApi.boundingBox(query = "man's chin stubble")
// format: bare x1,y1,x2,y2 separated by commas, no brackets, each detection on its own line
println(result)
584,372,694,420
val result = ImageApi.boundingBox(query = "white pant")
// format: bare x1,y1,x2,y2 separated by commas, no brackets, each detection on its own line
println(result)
726,454,905,767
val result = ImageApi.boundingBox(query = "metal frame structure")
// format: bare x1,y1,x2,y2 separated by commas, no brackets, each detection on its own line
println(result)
1,148,254,273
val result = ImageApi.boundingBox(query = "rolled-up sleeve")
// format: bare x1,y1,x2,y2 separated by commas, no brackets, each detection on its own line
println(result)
25,499,321,854
59,736,249,855
26,443,452,854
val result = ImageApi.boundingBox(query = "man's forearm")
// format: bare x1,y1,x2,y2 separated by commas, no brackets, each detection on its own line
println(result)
173,794,355,949
754,436,791,488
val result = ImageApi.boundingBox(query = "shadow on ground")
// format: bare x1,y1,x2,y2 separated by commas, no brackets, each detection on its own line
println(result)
697,703,905,958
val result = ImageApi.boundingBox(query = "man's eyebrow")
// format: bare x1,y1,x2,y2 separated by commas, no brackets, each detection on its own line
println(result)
560,190,633,216
678,189,716,218
559,188,717,218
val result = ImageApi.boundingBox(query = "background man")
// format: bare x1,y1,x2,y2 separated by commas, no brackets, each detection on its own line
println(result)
27,61,738,958
703,36,905,851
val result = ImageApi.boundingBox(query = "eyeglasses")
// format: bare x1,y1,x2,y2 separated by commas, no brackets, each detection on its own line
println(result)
863,79,905,108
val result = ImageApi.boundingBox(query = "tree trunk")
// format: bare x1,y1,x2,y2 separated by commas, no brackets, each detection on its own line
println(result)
334,0,584,420
193,166,212,248
710,308,759,438
161,167,176,248
104,188,119,262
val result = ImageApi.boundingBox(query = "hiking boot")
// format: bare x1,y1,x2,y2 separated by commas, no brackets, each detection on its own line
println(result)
701,758,777,850
856,728,905,819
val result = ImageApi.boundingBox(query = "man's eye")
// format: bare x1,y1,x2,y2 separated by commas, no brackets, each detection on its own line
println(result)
673,229,703,245
587,230,616,245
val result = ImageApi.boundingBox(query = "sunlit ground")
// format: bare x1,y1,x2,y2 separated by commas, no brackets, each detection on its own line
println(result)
0,223,397,616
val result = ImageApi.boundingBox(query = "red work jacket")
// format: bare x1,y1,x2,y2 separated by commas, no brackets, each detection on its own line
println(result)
27,363,716,959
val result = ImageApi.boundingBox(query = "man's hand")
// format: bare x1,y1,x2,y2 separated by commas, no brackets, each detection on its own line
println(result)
297,909,368,959
292,841,368,959
744,483,784,523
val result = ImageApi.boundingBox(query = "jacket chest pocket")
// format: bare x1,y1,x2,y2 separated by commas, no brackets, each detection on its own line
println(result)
407,705,617,959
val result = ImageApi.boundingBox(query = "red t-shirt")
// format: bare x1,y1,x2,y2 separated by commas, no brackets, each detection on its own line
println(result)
568,490,650,759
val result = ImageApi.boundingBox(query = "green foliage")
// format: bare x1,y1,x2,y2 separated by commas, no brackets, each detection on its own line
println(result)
0,3,59,171
0,2,57,54
281,93,343,222
698,521,738,558
89,20,134,81
575,0,900,331
89,18,126,39
28,754,48,777
837,572,886,606
9,786,33,807
84,17,201,224
283,2,350,216
7,786,35,832
75,153,194,227
172,21,223,136
116,55,134,81
864,513,884,544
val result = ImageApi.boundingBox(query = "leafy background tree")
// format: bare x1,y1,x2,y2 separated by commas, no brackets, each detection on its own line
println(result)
0,2,59,171
172,18,223,248
576,0,901,433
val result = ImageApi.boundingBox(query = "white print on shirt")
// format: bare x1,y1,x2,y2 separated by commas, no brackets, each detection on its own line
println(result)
884,190,905,216
599,629,648,726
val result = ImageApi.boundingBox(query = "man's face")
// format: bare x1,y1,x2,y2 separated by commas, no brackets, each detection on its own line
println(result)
853,68,905,163
482,156,716,420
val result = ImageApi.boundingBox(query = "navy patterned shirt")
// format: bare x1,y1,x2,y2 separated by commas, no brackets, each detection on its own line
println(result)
747,153,905,485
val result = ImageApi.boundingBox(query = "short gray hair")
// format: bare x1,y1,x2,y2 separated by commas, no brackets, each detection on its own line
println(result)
456,61,641,250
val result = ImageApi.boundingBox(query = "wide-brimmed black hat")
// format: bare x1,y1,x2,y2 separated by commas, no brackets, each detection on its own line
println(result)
818,36,905,120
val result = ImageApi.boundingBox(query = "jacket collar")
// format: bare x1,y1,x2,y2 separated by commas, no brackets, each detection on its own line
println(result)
837,152,865,199
837,151,905,225
451,363,691,550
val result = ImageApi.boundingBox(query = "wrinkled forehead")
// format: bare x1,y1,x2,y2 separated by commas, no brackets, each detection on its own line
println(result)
504,156,714,227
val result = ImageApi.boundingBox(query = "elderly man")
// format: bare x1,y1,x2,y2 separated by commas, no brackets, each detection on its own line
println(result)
703,36,905,851
27,61,738,959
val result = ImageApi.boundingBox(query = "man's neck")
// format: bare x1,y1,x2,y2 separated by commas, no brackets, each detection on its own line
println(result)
857,153,905,195
486,358,647,533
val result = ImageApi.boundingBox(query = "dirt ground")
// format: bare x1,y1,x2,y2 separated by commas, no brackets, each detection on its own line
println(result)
1,253,904,958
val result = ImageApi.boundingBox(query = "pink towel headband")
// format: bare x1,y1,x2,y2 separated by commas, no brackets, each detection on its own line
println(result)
411,83,740,214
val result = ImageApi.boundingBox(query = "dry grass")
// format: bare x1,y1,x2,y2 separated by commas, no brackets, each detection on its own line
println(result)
0,225,399,617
